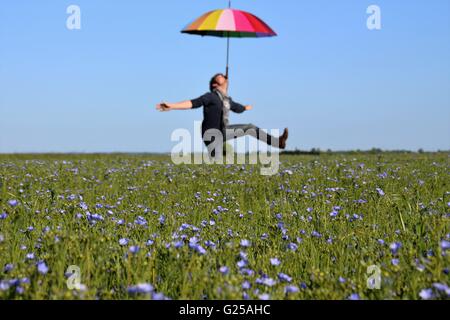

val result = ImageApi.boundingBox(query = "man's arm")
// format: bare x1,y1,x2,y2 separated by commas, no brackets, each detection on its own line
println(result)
156,101,193,112
231,101,253,114
156,93,212,112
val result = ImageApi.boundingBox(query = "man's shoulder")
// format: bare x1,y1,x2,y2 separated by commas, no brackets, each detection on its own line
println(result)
200,92,220,102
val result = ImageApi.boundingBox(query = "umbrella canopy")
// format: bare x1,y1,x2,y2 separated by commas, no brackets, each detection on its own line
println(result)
181,8,277,78
182,9,277,38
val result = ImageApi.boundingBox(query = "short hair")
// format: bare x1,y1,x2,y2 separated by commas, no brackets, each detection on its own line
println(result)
209,73,225,92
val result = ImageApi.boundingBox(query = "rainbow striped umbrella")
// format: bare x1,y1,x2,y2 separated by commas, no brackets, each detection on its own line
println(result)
181,4,277,78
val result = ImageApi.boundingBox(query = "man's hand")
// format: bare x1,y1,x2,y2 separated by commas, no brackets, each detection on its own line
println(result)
245,105,253,111
156,102,171,112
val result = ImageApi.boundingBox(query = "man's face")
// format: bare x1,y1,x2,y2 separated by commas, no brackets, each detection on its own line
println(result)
215,74,228,87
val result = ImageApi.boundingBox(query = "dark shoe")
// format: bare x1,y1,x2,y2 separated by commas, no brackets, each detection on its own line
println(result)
279,128,289,149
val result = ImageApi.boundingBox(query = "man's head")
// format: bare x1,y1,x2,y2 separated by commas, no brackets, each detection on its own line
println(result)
209,73,228,92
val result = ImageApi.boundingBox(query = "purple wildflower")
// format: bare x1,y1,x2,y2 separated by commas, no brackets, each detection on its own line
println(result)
219,266,229,275
37,261,49,275
129,246,140,254
258,293,270,300
270,258,281,266
240,239,251,247
389,242,402,255
242,281,251,290
127,283,154,294
311,231,322,238
440,240,450,251
4,264,14,273
284,285,299,293
278,273,292,283
119,238,129,246
8,200,19,207
348,293,360,300
26,253,35,260
419,288,434,300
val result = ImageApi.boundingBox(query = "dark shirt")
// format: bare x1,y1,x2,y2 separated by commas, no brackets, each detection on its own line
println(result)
191,92,246,137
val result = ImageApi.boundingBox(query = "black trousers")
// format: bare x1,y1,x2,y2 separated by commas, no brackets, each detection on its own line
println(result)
204,124,281,157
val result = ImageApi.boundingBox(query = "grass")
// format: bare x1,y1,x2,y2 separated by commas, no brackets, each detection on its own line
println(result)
0,153,449,300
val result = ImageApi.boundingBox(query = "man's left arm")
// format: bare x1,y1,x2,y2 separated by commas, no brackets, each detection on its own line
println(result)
231,100,252,113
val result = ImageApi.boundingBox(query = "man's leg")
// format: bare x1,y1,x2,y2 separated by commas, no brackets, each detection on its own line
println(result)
224,124,287,148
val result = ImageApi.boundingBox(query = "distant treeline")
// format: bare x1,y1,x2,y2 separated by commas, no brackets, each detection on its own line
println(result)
281,148,450,155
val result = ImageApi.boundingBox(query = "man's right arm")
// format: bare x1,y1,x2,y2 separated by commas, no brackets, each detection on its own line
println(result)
156,100,193,111
156,93,211,112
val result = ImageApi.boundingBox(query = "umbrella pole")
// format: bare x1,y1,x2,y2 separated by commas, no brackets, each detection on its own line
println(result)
226,35,230,79
226,1,231,79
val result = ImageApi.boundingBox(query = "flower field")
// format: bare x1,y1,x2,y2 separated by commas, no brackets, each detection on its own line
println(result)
0,153,449,300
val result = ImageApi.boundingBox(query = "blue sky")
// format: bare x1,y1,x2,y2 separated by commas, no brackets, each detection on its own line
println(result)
1,0,449,153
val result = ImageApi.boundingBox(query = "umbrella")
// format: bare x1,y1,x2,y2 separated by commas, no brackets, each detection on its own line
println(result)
181,2,277,79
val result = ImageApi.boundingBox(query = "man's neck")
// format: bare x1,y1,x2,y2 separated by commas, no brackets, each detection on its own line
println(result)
216,86,228,96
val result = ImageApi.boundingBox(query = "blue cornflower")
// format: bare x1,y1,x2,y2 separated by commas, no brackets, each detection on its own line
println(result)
240,239,251,247
4,264,14,273
219,266,229,275
258,293,270,300
419,288,434,300
284,285,299,293
119,238,129,246
242,281,251,290
311,231,322,238
432,283,449,293
270,258,281,266
127,283,154,294
152,292,167,300
256,276,277,287
26,253,35,260
37,261,49,275
348,293,360,300
278,273,292,283
330,210,338,218
195,245,207,255
0,212,7,220
129,246,140,254
8,200,19,207
376,188,385,196
389,242,402,255
440,240,450,251
173,241,183,249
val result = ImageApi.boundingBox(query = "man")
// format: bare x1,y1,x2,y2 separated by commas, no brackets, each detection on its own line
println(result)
156,73,289,155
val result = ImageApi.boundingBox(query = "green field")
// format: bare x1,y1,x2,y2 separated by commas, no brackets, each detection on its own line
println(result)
0,153,449,300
